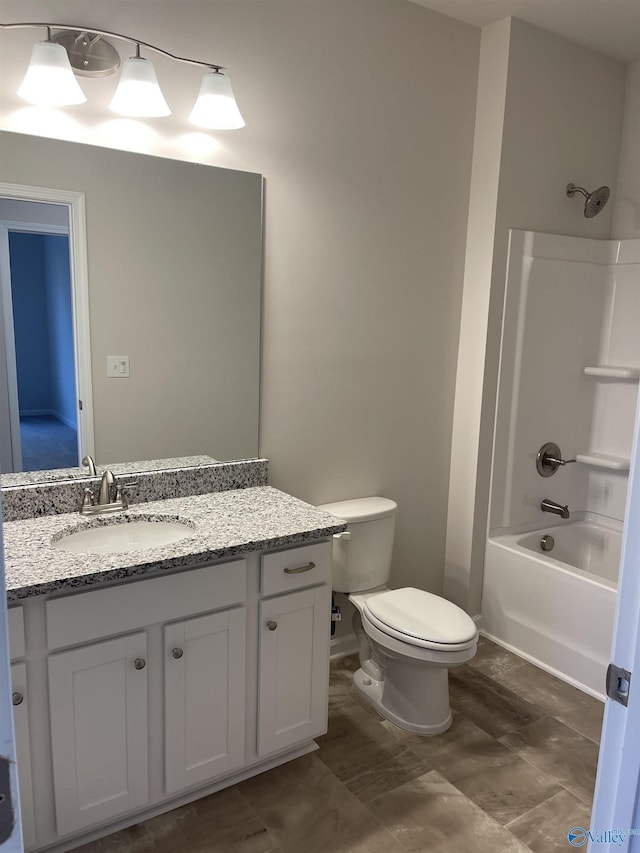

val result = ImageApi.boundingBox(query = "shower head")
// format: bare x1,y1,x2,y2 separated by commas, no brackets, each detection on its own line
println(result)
566,183,610,218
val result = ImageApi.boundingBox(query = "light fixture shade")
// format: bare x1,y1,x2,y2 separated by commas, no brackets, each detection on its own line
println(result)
188,72,245,130
109,57,171,117
17,40,87,106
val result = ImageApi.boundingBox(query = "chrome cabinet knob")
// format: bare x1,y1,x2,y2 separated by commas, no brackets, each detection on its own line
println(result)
172,648,184,659
134,658,146,670
266,620,278,631
12,691,24,706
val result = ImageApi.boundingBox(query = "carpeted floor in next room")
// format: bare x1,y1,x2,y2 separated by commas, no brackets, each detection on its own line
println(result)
20,415,78,471
75,636,604,853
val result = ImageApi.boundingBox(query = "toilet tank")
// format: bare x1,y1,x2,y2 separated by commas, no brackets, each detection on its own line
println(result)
316,497,397,593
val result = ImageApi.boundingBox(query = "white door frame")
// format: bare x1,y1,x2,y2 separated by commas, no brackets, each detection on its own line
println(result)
589,383,640,850
0,222,23,471
0,184,94,469
0,503,23,852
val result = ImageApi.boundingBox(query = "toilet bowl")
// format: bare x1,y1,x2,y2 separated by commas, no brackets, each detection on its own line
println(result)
317,497,478,735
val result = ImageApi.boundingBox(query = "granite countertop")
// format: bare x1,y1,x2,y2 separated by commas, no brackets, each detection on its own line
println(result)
0,455,218,488
4,486,346,601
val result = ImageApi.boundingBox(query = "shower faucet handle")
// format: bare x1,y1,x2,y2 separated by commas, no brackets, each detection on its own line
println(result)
545,454,576,467
536,442,576,477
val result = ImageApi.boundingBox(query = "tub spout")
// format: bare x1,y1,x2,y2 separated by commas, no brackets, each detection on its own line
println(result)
541,499,570,519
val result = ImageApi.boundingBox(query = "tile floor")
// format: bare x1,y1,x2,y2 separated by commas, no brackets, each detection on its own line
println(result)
75,637,604,853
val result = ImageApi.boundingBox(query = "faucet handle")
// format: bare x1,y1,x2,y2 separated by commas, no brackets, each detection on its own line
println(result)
546,455,576,467
82,487,94,509
115,480,138,509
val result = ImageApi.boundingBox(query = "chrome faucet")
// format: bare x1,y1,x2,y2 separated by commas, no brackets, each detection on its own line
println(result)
80,470,138,516
541,499,570,519
98,469,116,505
82,455,97,476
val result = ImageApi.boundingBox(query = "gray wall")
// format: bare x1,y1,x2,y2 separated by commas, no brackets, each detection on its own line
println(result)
0,1,480,604
613,59,640,239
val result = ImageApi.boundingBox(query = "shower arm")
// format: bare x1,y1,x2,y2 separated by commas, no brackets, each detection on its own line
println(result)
566,183,589,200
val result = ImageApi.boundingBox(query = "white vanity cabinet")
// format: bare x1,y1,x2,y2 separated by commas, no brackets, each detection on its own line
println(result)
257,542,332,756
10,538,332,852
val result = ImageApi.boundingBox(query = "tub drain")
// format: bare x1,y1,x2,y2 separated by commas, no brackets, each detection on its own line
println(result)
540,534,555,552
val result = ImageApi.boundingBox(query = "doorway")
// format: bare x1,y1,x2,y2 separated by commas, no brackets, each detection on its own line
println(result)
0,188,94,474
7,227,78,471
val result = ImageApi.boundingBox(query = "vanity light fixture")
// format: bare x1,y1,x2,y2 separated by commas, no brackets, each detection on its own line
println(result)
109,46,171,118
16,30,87,106
188,71,244,130
1,22,245,129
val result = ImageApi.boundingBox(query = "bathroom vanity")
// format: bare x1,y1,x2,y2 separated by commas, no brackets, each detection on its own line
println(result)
3,460,345,852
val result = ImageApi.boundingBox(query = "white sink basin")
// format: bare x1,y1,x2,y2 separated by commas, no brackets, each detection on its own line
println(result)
53,519,194,555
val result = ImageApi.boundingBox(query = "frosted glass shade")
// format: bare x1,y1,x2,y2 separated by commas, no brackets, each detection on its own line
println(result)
109,57,171,117
17,41,87,106
188,72,245,130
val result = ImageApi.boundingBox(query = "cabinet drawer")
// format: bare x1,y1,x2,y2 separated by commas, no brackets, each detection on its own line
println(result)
8,606,25,661
261,542,330,597
47,559,247,650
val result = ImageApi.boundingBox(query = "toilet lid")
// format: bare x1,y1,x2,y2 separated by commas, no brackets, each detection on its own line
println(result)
363,588,477,645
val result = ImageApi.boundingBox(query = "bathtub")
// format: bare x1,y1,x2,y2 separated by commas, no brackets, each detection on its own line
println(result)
482,514,620,698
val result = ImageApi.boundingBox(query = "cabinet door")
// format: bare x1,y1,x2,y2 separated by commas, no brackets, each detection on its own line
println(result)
258,585,331,756
48,632,149,835
11,663,36,850
164,608,246,794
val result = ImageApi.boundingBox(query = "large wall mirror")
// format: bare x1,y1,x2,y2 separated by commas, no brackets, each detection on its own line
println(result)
0,131,263,484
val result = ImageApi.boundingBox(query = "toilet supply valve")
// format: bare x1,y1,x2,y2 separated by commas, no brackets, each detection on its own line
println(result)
331,594,341,637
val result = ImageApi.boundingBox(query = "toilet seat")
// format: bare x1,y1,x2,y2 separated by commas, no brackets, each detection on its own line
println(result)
361,587,477,651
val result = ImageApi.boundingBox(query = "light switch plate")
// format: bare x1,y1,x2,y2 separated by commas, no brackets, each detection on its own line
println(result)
107,356,130,377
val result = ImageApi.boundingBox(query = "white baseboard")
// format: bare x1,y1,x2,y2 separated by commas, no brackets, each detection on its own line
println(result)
20,409,51,418
19,409,77,430
51,410,77,430
330,632,358,660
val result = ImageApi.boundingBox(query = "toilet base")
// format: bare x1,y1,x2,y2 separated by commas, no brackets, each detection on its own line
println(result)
352,667,453,735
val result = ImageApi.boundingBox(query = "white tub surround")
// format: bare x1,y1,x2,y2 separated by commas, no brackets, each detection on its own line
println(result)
484,231,640,697
6,480,346,852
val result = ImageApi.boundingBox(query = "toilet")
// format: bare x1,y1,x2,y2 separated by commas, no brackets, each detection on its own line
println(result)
317,496,478,735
